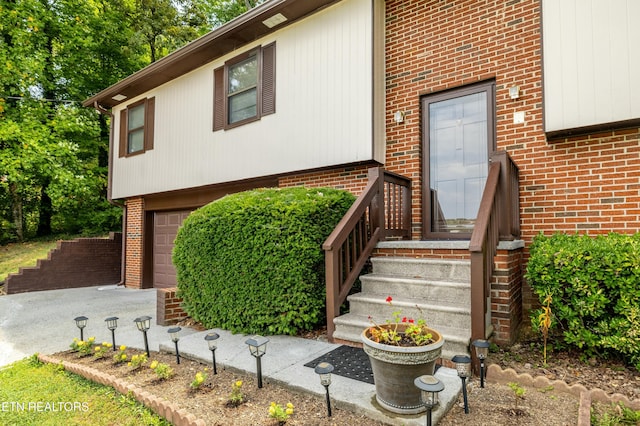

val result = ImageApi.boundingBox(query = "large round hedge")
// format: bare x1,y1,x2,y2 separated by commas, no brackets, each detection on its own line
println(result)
172,187,355,335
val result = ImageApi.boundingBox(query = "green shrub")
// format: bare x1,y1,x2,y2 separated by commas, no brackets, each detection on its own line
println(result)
526,232,640,370
173,187,355,335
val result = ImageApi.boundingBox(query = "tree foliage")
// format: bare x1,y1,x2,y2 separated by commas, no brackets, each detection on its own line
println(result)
0,0,254,243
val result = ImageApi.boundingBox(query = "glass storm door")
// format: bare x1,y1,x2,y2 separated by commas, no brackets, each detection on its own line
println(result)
422,82,495,239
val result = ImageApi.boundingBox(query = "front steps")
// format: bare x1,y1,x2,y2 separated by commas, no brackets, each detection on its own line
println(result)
333,256,472,360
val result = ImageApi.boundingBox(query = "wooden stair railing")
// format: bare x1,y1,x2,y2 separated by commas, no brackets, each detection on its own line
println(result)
469,150,520,351
323,167,411,342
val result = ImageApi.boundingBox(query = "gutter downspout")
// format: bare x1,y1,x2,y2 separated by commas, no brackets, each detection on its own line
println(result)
93,101,126,287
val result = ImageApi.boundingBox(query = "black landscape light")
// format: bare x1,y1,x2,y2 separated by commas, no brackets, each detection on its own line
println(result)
314,362,334,417
472,339,490,388
245,335,269,388
74,316,88,341
134,316,152,357
204,332,220,374
452,354,472,414
105,316,119,351
168,326,182,364
414,375,444,426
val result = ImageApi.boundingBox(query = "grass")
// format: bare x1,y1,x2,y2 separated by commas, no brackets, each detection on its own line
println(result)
591,402,640,426
0,355,169,426
0,239,60,283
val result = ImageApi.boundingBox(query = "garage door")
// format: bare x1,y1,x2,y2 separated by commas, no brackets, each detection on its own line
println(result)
153,210,192,288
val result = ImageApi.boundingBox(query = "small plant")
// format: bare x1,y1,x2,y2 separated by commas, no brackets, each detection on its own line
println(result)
366,296,434,346
190,370,208,390
591,402,640,425
94,342,113,359
27,353,42,367
268,402,294,424
70,337,95,357
507,382,526,409
228,380,245,406
537,293,553,366
149,360,174,380
127,353,148,370
113,345,128,364
537,385,554,394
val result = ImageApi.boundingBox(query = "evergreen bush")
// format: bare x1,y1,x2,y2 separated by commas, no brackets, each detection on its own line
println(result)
173,187,355,335
526,232,640,371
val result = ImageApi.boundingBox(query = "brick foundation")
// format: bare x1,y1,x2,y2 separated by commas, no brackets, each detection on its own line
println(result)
157,287,188,326
5,233,122,294
490,247,524,344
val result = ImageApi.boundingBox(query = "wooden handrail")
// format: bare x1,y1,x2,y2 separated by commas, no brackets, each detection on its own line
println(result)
469,150,520,356
323,167,411,342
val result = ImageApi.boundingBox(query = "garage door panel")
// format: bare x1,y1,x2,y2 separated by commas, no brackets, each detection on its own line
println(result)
153,210,192,288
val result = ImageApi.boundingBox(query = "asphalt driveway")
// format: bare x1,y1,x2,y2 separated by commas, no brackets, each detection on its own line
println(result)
0,285,197,367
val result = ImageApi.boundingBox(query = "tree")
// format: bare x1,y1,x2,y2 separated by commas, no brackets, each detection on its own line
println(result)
0,0,256,243
0,0,143,241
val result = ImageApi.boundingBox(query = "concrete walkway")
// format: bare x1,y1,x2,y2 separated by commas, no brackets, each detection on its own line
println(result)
0,286,461,425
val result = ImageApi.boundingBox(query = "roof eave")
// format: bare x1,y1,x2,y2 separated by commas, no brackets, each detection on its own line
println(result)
83,0,340,109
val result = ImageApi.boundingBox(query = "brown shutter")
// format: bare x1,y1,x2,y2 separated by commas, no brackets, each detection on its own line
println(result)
213,66,225,131
119,109,127,157
145,97,155,151
261,42,276,116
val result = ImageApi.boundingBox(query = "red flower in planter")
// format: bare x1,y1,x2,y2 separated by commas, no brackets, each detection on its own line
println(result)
367,295,433,346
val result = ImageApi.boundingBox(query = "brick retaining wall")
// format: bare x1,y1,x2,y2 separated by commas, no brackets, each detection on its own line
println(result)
4,233,122,294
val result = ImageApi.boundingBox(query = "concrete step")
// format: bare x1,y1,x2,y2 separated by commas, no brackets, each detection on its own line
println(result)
346,293,471,332
371,257,470,282
333,313,470,360
332,256,473,360
360,274,471,307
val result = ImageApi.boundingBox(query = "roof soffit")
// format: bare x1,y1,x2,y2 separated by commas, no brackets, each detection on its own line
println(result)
83,0,341,108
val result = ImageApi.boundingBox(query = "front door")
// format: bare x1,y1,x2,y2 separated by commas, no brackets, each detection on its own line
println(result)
422,81,495,239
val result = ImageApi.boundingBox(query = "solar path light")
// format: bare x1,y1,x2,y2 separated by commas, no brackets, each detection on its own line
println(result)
245,335,269,388
314,362,334,417
414,375,444,426
204,332,220,374
168,326,182,364
105,316,119,351
452,354,472,414
472,339,490,388
74,316,88,341
134,316,152,357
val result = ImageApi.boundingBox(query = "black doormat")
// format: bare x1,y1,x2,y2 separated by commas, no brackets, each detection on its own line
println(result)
304,345,374,384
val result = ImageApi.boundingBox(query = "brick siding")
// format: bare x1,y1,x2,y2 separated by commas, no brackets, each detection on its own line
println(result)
156,287,188,326
385,0,640,242
125,197,144,289
5,233,122,294
278,166,371,195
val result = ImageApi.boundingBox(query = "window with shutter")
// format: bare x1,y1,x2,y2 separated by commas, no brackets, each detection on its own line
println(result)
213,43,276,131
119,97,155,157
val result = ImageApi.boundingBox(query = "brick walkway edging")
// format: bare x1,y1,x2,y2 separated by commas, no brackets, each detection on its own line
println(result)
486,364,640,426
37,354,207,426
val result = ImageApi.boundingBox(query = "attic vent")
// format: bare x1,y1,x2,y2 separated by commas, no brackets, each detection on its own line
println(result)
262,13,287,28
112,94,127,101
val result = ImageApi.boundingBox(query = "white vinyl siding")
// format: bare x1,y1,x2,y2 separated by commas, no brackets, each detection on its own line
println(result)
111,0,381,199
542,0,640,133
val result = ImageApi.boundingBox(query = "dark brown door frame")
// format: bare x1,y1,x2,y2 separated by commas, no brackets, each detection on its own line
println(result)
421,80,496,240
